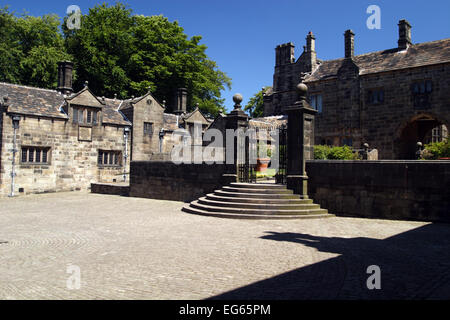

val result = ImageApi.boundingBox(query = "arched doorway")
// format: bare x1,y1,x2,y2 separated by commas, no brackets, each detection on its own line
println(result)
395,114,449,159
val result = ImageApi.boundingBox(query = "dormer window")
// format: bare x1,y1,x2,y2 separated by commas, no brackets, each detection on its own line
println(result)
73,106,99,125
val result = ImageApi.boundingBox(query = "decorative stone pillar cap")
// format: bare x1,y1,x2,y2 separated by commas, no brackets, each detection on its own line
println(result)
233,93,243,108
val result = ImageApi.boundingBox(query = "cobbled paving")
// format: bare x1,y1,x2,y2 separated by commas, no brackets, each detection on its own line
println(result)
0,191,449,299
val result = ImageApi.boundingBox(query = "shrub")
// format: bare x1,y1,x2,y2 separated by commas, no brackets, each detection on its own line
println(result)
313,145,361,160
421,138,450,159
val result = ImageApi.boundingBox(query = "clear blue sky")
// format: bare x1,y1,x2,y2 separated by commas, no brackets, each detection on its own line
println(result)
3,0,450,112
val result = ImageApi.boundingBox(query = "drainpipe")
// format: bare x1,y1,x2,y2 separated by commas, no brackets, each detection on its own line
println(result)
123,127,130,182
9,115,21,197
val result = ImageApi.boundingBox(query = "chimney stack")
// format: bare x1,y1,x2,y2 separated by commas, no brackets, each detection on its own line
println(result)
398,19,412,50
344,29,355,58
275,43,295,66
306,31,315,52
57,61,73,95
173,88,188,115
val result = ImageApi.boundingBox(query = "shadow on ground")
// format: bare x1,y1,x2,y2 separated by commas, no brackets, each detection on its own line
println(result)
209,223,450,300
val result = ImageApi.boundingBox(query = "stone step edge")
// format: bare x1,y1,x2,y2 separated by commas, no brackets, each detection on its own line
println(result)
182,206,335,220
205,194,314,204
190,201,328,215
214,190,303,198
229,183,287,189
198,197,320,209
222,186,293,194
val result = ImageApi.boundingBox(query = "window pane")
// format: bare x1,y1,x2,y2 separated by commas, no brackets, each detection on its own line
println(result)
29,149,34,162
109,152,113,165
317,95,322,113
310,95,316,108
103,152,108,165
36,149,41,163
98,152,103,165
73,108,78,123
114,153,118,165
93,111,97,124
22,148,27,162
379,90,384,103
42,150,47,163
87,111,92,123
79,109,84,123
420,82,425,93
426,80,432,93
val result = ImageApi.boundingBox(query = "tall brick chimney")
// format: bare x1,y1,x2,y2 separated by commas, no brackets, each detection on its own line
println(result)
57,61,73,95
173,88,188,115
344,29,355,58
398,19,412,50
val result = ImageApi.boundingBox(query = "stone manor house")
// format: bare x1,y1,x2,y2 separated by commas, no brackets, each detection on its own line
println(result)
263,19,450,159
0,62,211,196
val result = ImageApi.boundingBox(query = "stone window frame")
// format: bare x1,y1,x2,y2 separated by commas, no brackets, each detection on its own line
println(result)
309,93,323,113
143,122,153,136
20,146,51,165
367,88,385,105
72,105,99,126
97,150,122,167
411,79,432,109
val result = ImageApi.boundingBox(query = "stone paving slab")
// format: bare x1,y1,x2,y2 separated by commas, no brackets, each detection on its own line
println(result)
0,191,449,300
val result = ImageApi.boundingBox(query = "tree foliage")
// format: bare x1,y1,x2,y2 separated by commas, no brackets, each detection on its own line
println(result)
62,3,230,116
244,86,269,118
1,3,230,117
0,6,71,88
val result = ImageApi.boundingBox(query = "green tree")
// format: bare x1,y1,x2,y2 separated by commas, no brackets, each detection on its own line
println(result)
0,6,70,88
244,86,269,118
63,3,231,117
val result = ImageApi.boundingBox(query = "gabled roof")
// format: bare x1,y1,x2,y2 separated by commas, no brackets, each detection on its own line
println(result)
0,82,130,125
306,38,450,82
118,91,164,111
180,107,211,124
0,82,67,119
66,86,105,108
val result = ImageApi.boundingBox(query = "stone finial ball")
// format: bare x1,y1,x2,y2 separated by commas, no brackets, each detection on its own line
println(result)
233,93,243,104
296,82,308,94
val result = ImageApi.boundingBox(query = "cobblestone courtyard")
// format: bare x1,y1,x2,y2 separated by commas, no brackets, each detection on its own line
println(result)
0,191,449,300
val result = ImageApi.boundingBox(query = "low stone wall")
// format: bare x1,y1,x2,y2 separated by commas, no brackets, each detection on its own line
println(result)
91,183,130,196
129,161,233,202
306,160,450,222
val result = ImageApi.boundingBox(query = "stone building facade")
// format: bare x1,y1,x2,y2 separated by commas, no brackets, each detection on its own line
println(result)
263,20,450,159
0,62,211,196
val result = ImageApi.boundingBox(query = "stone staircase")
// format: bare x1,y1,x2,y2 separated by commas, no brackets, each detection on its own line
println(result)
182,182,334,219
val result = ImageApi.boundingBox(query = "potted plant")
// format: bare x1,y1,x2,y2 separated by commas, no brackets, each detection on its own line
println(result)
256,142,272,172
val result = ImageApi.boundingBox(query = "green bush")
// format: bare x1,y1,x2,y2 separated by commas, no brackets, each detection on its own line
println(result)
313,145,361,160
421,138,450,159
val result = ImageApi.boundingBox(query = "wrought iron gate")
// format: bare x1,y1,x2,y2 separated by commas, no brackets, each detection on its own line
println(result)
237,133,256,183
275,124,287,184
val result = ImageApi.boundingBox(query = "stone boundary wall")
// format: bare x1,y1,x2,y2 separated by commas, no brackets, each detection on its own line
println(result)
129,161,233,202
91,183,130,196
306,160,450,222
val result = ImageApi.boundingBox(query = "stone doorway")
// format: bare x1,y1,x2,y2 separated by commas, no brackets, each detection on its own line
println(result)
395,114,449,159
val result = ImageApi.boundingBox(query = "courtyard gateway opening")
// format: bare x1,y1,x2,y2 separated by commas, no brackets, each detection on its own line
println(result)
395,114,449,159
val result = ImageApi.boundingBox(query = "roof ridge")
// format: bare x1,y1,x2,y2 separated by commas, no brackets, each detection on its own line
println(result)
314,38,450,64
0,82,60,94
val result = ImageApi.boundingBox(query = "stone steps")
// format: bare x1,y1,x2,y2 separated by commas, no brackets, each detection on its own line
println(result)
205,193,314,204
182,182,333,220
